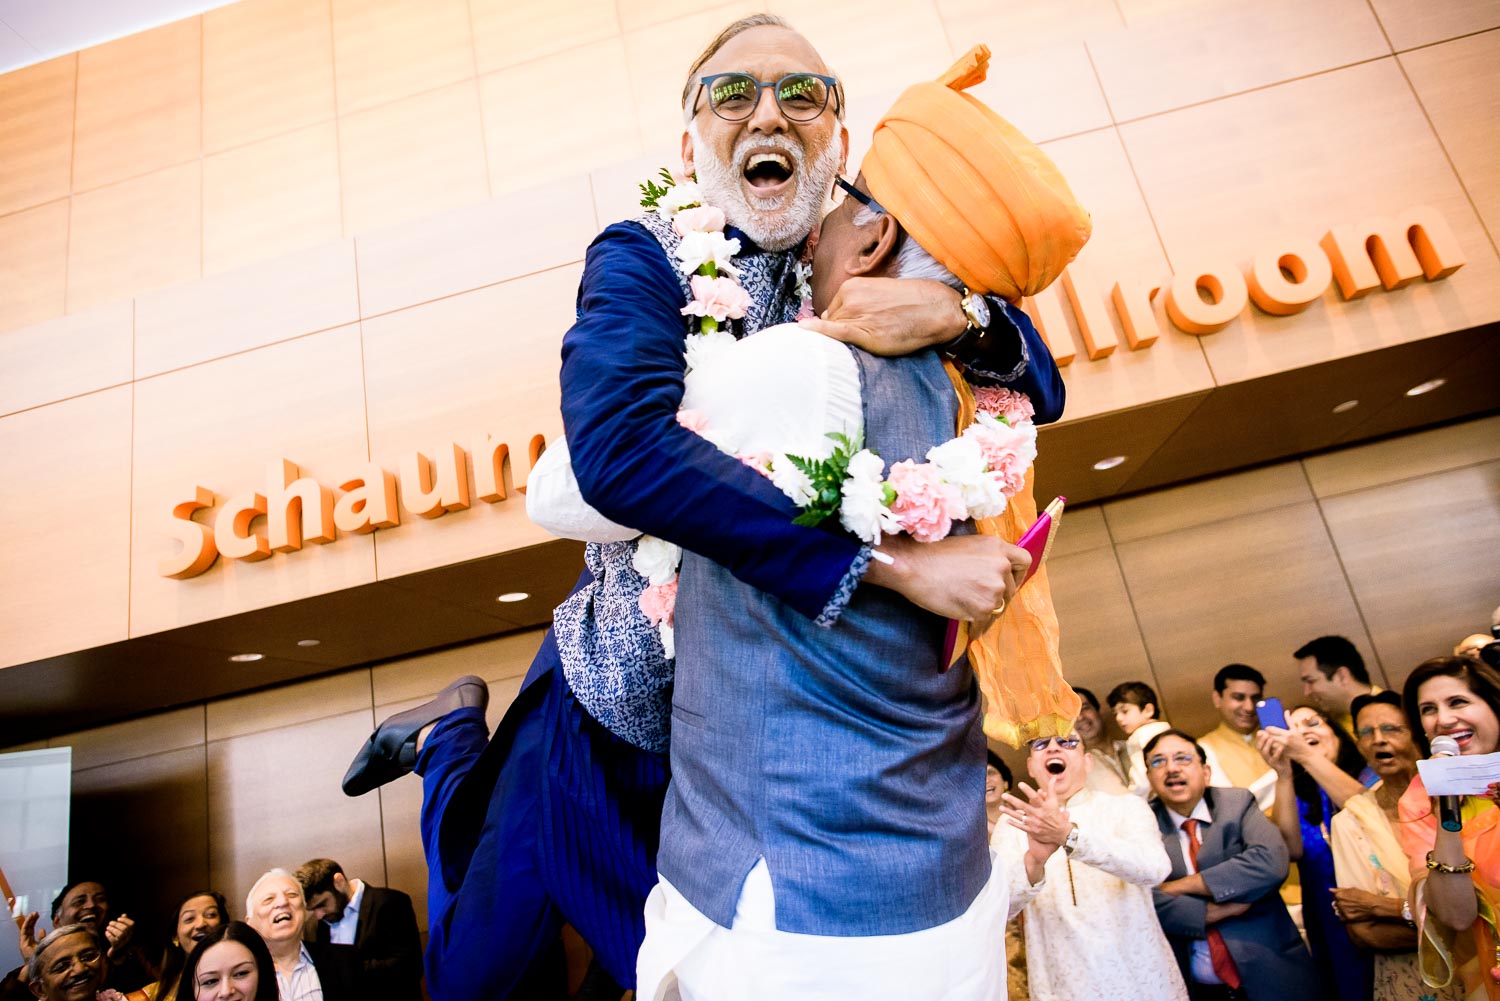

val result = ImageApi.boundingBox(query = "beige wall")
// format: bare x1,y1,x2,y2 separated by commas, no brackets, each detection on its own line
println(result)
6,414,1496,936
2,0,1499,674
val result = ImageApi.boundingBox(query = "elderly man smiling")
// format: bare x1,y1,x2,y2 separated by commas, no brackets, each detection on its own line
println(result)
23,925,108,1001
243,870,359,1001
342,14,1065,1001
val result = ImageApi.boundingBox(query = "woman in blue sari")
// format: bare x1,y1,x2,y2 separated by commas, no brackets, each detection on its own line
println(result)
1261,704,1374,1001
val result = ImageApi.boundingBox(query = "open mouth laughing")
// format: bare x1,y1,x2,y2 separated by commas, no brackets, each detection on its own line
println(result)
1438,727,1476,751
1042,757,1068,776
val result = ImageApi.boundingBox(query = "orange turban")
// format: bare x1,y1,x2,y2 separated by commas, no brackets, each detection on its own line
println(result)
862,45,1092,301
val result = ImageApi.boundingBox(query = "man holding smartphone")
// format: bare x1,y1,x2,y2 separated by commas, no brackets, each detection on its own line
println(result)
1198,665,1277,811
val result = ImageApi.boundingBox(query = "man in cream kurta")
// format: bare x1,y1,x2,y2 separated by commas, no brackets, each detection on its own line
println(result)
1197,664,1277,811
995,734,1188,1001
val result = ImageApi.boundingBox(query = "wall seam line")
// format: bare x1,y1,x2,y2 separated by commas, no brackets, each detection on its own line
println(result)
1098,507,1171,719
1297,460,1388,686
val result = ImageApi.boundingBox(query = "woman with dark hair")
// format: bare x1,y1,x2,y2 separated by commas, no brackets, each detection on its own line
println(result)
1259,703,1373,1001
138,891,227,1001
174,922,277,1001
1398,655,1500,1000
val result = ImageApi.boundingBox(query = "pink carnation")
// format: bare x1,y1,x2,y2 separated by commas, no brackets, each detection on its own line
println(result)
973,386,1035,426
672,205,726,236
886,459,966,543
639,579,678,627
739,450,774,476
969,422,1037,497
681,275,753,323
677,409,709,434
796,300,815,321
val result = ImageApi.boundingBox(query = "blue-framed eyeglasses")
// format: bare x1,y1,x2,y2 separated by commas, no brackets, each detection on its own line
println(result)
1028,735,1081,754
693,71,840,122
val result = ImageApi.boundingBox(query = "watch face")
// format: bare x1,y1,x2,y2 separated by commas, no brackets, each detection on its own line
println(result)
965,294,990,329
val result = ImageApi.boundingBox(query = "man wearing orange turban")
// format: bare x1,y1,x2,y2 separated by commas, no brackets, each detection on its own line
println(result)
809,44,1091,750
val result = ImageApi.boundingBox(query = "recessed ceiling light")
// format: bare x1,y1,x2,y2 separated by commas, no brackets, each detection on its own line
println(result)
1405,378,1446,397
229,653,264,663
296,639,321,647
1092,456,1127,471
1331,400,1359,414
496,592,530,603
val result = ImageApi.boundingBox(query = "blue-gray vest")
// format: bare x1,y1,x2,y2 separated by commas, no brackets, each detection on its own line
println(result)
659,347,990,936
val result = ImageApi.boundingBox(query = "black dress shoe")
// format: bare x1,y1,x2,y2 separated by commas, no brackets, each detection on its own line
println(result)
342,675,489,796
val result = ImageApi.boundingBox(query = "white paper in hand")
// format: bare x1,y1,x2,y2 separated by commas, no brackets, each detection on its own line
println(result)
1418,751,1500,796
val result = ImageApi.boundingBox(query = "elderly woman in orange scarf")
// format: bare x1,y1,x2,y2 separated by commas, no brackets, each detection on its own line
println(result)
1398,655,1500,1000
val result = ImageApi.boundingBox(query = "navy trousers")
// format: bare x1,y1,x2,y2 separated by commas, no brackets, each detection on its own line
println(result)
416,628,669,1000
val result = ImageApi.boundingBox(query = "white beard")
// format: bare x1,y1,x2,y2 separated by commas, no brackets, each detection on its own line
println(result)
689,123,843,252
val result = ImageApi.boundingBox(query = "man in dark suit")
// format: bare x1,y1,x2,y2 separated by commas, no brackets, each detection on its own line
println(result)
297,858,422,1001
1145,729,1320,1001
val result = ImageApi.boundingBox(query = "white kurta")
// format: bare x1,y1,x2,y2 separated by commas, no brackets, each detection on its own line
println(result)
992,787,1189,1001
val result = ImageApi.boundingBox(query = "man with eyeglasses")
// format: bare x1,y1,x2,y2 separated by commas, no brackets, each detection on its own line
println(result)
1146,731,1318,1001
343,13,1071,1001
994,734,1187,1000
21,925,109,1001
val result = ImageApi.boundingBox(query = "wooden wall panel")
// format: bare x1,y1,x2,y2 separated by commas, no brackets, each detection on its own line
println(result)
0,388,132,669
70,746,211,931
1047,545,1158,707
66,161,202,314
1366,0,1500,51
134,239,359,378
330,0,475,116
47,706,205,771
478,39,641,198
1321,460,1500,677
71,17,201,194
129,325,376,637
202,122,344,276
206,671,373,743
354,176,594,318
1115,502,1378,736
1036,129,1216,421
1119,58,1500,386
967,41,1113,145
469,0,620,75
1302,414,1500,497
1400,32,1500,248
1087,0,1389,122
0,300,131,416
369,629,542,708
336,81,489,235
203,0,337,155
0,199,69,333
1103,462,1313,543
360,269,579,580
936,0,1122,46
207,708,385,908
0,54,75,217
591,148,681,229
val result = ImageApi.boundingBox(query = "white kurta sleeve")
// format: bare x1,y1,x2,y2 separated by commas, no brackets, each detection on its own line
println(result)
991,814,1047,918
1069,793,1173,886
524,436,641,543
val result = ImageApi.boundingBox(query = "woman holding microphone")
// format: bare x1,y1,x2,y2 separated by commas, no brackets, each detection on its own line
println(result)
1399,655,1500,1000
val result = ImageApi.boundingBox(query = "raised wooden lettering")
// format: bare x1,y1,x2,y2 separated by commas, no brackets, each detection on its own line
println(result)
1319,205,1466,300
400,443,471,519
1109,277,1162,350
214,492,271,561
334,465,400,534
1062,270,1118,360
1164,262,1247,335
159,486,219,579
266,459,336,553
1246,237,1333,316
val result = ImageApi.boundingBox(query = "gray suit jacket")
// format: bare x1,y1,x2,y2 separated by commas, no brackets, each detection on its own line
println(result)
1151,787,1320,1001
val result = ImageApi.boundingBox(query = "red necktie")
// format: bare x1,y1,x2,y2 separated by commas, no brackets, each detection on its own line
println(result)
1181,818,1243,989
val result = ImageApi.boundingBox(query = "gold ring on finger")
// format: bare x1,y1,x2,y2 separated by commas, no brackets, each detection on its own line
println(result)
992,599,1006,615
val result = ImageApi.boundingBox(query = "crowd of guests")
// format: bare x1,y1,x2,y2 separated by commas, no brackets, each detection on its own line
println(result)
11,624,1500,1001
2,860,421,1001
990,627,1500,1001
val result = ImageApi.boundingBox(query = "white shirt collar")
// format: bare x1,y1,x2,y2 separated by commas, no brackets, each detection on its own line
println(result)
345,878,364,916
1166,796,1213,830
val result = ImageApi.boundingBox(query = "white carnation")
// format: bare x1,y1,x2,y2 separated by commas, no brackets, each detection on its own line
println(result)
926,435,1003,519
658,622,675,659
631,534,681,586
769,454,817,507
683,327,736,375
675,230,741,277
839,449,899,544
657,180,703,220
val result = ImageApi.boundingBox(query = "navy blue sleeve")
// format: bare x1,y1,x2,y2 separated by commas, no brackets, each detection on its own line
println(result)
560,222,861,621
962,299,1066,425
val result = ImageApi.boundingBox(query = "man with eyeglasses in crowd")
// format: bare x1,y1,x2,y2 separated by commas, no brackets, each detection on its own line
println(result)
340,13,1066,1001
1146,730,1318,1001
995,733,1187,1000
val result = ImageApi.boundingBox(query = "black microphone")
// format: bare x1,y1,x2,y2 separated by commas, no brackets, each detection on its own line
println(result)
1431,734,1463,833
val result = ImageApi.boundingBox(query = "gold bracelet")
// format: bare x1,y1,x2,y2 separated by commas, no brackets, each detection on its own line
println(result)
1426,851,1477,875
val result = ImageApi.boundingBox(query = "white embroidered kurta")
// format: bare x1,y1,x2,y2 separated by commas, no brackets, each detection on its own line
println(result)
993,787,1188,1001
